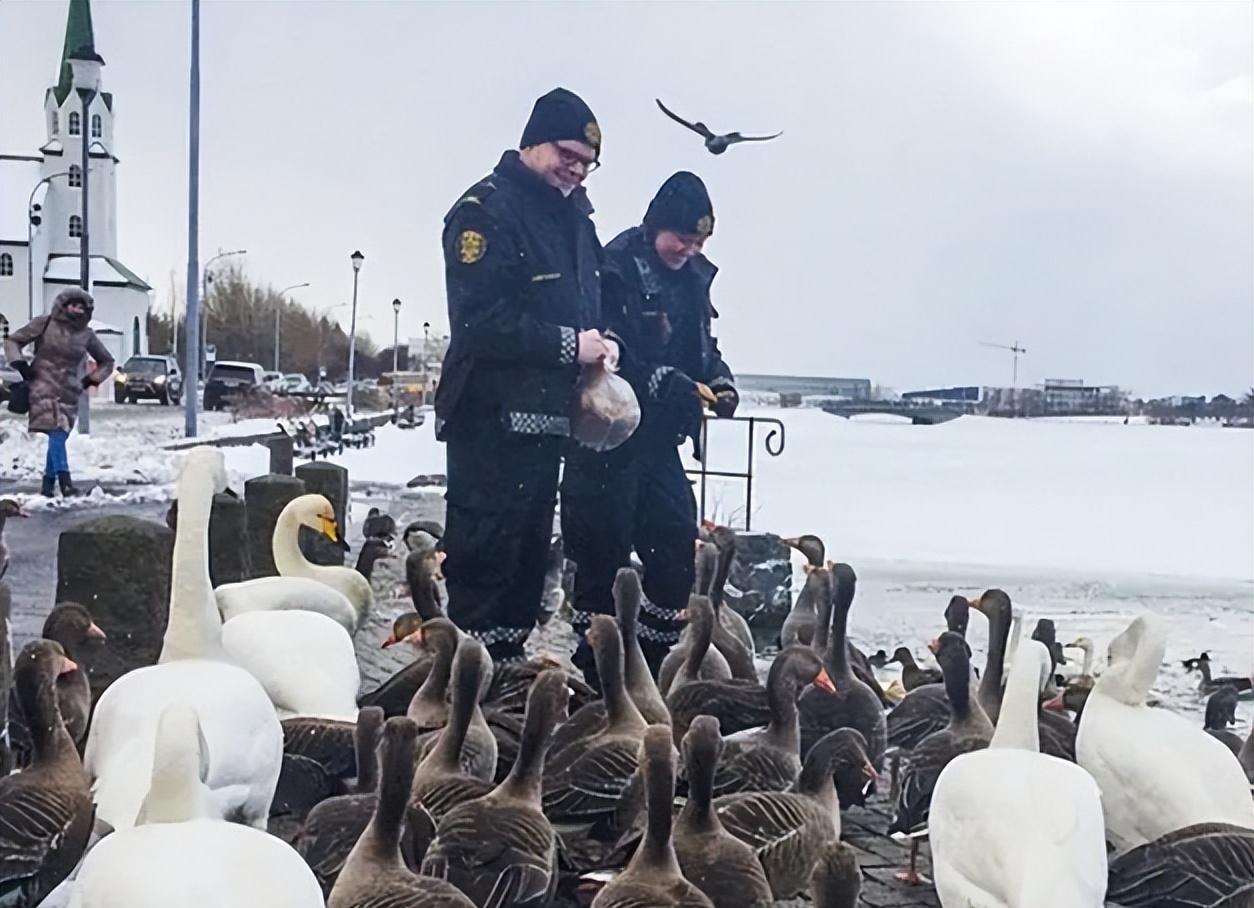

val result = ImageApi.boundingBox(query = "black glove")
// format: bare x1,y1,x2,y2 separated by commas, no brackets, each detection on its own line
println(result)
709,380,739,419
80,376,96,390
12,361,33,382
648,366,704,430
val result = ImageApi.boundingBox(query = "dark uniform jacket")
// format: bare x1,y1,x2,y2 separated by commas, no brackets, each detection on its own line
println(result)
601,226,734,451
435,151,603,439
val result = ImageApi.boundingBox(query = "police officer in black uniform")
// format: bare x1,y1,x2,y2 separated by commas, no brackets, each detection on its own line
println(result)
436,87,617,663
562,171,737,680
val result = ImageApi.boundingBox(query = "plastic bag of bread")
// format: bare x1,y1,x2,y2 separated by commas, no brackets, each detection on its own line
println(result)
572,363,641,452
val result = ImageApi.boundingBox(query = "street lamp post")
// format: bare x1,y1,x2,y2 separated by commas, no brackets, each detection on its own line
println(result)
199,248,246,379
183,0,200,437
391,298,401,415
422,320,431,406
274,282,310,372
26,172,71,322
346,250,364,420
69,49,103,436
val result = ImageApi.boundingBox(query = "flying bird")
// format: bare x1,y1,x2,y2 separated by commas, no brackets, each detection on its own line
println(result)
655,99,782,155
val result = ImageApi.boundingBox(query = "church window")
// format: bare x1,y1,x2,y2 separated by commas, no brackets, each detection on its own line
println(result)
0,315,9,342
91,114,102,138
69,165,83,188
69,215,83,238
68,112,81,136
0,254,13,278
132,317,141,356
51,111,59,135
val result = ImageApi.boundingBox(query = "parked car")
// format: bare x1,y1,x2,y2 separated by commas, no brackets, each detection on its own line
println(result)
261,370,285,392
282,373,312,394
203,361,265,411
114,355,183,405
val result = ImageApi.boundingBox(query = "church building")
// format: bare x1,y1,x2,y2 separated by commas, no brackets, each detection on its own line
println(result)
0,0,151,366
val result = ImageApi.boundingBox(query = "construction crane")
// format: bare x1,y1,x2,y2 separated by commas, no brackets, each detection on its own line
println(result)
979,340,1028,387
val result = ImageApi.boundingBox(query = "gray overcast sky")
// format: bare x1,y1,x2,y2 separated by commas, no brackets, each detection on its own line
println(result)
2,1,1250,397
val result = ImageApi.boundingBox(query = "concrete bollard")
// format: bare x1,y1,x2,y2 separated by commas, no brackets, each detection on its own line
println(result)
245,474,306,578
56,515,174,701
295,461,349,567
165,492,253,586
268,434,295,476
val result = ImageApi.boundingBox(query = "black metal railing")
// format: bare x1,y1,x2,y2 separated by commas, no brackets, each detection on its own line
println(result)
685,414,786,531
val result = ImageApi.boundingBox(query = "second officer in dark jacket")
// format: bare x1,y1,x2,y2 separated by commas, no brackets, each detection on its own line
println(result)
436,87,616,663
562,171,737,680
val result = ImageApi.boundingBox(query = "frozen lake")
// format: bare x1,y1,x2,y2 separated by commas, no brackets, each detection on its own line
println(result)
695,408,1254,724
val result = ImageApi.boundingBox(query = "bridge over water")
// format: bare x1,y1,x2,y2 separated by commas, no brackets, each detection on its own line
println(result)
821,401,962,425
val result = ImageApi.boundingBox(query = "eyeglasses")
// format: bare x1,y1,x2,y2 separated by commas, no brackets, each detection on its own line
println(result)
555,144,601,174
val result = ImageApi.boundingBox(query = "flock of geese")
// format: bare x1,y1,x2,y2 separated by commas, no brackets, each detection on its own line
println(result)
0,447,1251,907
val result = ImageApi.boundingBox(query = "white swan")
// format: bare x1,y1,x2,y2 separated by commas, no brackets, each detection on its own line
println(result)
1060,637,1095,683
70,704,323,908
83,448,282,831
222,608,360,720
930,640,1107,907
214,494,372,634
1076,615,1254,855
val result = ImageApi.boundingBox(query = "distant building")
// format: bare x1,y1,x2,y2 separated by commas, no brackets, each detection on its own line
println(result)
736,374,872,400
1042,379,1128,415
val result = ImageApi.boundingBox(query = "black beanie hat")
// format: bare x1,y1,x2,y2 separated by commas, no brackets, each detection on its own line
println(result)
520,87,601,157
643,171,714,237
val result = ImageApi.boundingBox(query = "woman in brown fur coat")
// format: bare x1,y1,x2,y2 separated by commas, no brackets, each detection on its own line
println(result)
4,289,114,497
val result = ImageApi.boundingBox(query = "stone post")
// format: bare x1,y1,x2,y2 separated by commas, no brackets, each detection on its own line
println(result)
56,515,175,700
267,434,295,476
295,461,349,567
208,492,252,584
245,474,305,578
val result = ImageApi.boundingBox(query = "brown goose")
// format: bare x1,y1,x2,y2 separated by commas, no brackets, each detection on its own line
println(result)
543,616,647,841
414,632,498,782
780,559,831,648
658,596,732,696
888,631,992,885
782,533,825,568
422,669,570,907
888,647,943,691
406,637,501,864
809,564,890,709
672,717,773,908
549,570,669,763
798,563,887,769
294,706,386,896
329,716,474,908
810,841,863,908
970,589,1015,722
406,618,461,735
1186,651,1254,696
0,640,94,905
1203,686,1244,755
699,524,755,661
8,602,106,765
715,727,873,900
674,646,834,796
592,725,714,908
886,593,997,752
1106,822,1254,908
0,499,28,581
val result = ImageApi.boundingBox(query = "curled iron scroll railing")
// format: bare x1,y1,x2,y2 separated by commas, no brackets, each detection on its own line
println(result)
684,413,787,532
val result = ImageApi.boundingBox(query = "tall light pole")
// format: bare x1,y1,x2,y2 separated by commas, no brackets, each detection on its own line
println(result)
274,281,310,371
346,250,364,419
422,320,431,406
26,172,71,321
391,298,401,415
69,49,103,436
183,0,200,437
200,248,246,380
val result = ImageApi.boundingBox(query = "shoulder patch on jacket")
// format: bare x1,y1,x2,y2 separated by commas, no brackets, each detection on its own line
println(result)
457,230,487,264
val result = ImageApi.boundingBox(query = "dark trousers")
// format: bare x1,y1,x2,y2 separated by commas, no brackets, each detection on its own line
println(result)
442,422,561,659
561,439,697,675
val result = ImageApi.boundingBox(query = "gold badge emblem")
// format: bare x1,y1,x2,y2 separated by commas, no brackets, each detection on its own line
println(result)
457,230,486,264
584,121,601,148
696,215,713,238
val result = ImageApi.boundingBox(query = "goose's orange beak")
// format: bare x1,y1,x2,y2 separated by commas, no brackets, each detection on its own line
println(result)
813,668,837,694
86,622,107,642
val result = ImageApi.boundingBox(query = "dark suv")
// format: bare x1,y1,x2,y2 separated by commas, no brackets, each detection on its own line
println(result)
114,355,183,405
203,361,264,411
